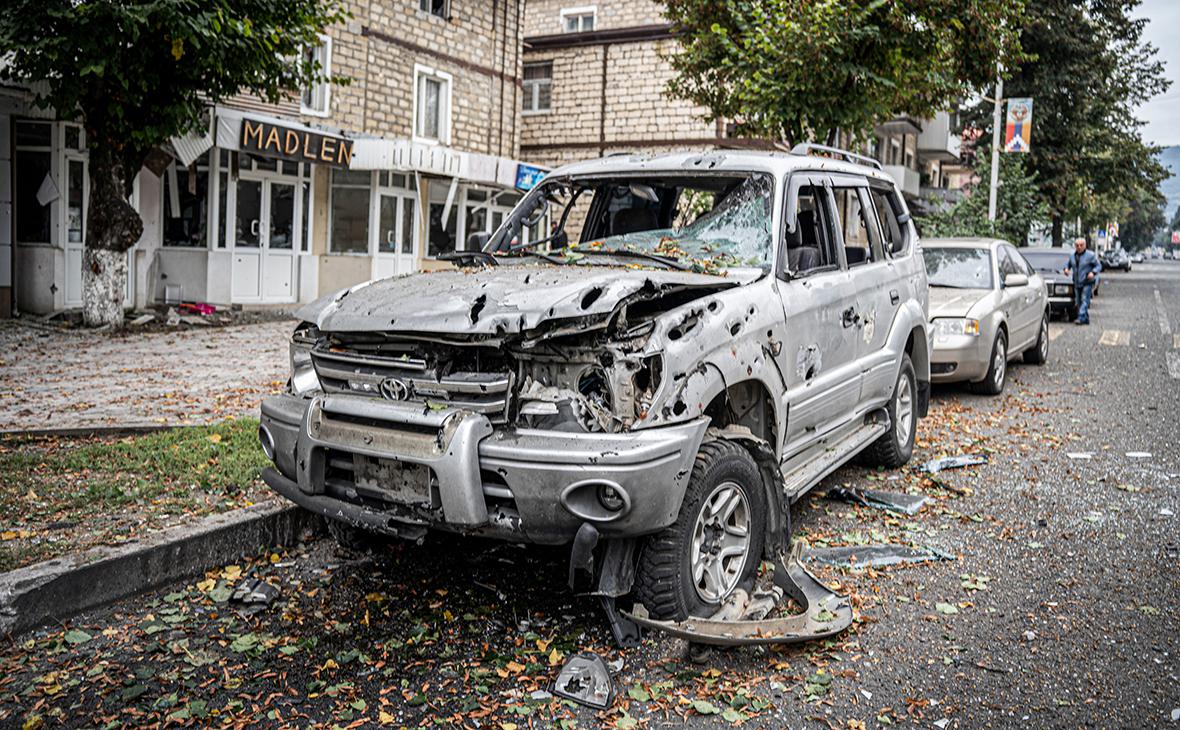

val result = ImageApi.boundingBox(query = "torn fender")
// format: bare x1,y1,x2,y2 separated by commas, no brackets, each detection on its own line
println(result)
622,542,853,646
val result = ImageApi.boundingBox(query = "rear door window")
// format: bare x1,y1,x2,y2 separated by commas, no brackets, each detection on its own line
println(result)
831,186,884,267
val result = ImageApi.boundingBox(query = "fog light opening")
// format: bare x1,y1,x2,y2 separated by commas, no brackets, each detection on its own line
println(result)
258,425,275,460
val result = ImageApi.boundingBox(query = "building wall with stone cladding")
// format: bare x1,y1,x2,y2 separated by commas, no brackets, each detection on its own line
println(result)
523,0,665,37
305,0,525,159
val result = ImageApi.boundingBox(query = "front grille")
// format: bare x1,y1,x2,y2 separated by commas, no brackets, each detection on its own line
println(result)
312,345,513,423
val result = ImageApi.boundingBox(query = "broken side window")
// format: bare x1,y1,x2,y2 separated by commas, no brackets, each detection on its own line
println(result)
784,184,837,276
831,186,883,267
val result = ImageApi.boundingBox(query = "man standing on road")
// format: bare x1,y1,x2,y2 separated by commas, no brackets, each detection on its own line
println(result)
1063,237,1101,325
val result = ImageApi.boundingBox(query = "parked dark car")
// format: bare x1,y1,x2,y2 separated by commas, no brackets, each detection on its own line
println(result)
1021,249,1099,320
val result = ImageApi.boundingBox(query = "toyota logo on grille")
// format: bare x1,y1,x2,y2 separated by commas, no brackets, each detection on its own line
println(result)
379,377,411,401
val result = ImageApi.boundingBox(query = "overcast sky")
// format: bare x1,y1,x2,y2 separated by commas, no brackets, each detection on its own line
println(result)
1134,0,1180,148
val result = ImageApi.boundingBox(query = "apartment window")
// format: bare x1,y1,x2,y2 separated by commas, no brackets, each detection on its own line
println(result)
330,169,372,254
523,63,553,114
301,36,332,116
561,6,596,32
420,0,449,19
414,65,452,143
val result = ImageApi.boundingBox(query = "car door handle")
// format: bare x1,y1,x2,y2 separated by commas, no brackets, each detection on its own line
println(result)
841,307,859,328
889,289,900,305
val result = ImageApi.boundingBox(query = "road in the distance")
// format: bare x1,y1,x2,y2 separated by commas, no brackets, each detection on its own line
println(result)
1,261,1177,729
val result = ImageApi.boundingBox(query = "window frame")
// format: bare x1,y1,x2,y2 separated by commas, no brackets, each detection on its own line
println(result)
300,34,333,118
328,168,375,255
412,64,453,145
419,0,450,19
867,182,910,257
522,61,553,115
829,178,885,268
779,173,842,281
559,5,597,33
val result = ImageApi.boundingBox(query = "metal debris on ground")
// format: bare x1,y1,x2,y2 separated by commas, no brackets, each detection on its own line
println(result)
1066,452,1094,460
1125,451,1152,459
922,453,988,474
804,543,956,570
624,542,853,646
230,578,280,606
825,486,929,515
128,313,154,327
551,654,614,709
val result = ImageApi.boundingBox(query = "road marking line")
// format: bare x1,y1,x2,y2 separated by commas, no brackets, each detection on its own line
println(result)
1099,329,1129,347
1155,289,1171,335
1049,325,1064,341
1174,333,1180,349
1168,352,1180,380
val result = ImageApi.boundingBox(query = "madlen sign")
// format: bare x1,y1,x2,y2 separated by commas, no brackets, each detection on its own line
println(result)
240,119,353,169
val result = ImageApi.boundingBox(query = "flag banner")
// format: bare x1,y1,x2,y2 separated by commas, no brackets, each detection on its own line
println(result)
1004,98,1033,153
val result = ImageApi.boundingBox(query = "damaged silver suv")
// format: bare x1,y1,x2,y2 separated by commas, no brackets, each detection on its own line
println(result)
259,146,931,640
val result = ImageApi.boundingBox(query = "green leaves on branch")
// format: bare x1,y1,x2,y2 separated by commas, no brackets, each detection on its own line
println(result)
918,151,1047,246
664,0,1027,146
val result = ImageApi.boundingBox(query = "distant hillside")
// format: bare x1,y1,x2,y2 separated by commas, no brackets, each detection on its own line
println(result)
1161,146,1180,222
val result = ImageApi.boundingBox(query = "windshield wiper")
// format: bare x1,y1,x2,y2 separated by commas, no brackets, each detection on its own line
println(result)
571,247,692,271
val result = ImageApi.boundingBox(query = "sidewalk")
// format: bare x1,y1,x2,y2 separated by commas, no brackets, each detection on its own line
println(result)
0,320,293,432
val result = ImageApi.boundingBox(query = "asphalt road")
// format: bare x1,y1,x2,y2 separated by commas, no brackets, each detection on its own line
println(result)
2,261,1178,729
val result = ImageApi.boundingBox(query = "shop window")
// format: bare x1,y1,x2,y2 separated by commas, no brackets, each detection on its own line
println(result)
66,160,85,244
15,120,51,147
419,0,449,19
14,150,52,244
162,163,211,248
301,36,332,117
330,169,371,254
428,182,458,258
523,63,552,114
414,65,452,144
561,6,596,32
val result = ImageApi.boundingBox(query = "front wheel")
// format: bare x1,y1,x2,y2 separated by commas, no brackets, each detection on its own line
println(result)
634,440,767,620
1024,311,1049,365
858,354,916,468
971,329,1008,395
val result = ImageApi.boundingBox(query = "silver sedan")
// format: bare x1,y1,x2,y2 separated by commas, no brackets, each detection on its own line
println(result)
922,238,1050,394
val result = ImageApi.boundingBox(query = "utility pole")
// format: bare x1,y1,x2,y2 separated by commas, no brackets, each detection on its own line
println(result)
988,72,1003,223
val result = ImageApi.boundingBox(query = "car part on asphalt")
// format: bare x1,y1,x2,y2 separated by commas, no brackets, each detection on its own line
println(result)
825,486,929,515
552,653,615,709
623,542,853,646
230,578,280,606
923,453,988,474
804,543,956,569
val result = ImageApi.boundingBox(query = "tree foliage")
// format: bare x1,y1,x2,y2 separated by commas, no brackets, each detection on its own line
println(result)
0,0,346,324
1117,187,1166,249
963,0,1170,245
663,0,1026,146
919,151,1047,246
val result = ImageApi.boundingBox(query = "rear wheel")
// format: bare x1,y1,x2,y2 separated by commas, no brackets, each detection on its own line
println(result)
634,440,766,620
858,354,916,468
1023,311,1049,365
971,329,1008,395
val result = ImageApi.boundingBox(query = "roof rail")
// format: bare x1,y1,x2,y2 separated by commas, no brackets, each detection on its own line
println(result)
790,143,882,171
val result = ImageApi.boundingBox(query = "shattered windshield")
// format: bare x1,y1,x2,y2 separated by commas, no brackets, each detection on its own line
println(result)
489,172,775,274
922,247,994,289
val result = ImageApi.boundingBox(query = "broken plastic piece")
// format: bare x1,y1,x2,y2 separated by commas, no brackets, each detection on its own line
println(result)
230,578,280,605
923,453,987,474
552,653,615,709
804,543,955,569
826,486,929,515
622,542,853,646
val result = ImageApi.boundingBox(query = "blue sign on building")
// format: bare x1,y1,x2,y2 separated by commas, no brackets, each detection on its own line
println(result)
515,163,546,191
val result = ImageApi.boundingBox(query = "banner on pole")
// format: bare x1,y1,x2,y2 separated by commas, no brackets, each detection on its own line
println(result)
1004,98,1033,153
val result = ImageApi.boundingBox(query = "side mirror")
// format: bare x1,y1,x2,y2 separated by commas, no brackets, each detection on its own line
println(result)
466,231,491,251
1004,273,1029,288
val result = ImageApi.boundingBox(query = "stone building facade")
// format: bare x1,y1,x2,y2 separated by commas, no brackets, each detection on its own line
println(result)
2,0,543,316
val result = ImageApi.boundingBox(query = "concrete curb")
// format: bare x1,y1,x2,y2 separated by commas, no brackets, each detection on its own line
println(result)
0,501,320,636
0,424,182,439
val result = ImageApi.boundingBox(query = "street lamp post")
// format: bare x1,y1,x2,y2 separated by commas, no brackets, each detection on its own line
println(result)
988,73,1003,223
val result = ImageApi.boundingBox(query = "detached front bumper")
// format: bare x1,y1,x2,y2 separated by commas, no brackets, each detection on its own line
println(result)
260,393,708,545
930,333,992,383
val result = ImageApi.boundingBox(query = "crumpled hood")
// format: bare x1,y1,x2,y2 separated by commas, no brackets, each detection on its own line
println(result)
296,264,759,334
928,286,994,319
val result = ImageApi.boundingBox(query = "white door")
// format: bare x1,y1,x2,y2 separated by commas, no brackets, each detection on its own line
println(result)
231,176,299,303
373,191,418,280
64,157,87,307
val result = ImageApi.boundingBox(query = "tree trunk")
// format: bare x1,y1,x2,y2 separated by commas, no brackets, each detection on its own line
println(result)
1051,216,1063,247
82,140,143,327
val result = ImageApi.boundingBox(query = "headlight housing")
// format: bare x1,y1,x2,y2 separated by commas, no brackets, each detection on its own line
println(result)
289,323,322,396
1053,283,1072,296
934,318,980,338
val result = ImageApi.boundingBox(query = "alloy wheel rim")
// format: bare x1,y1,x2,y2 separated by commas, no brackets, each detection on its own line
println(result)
895,374,913,442
994,339,1007,387
1040,319,1049,358
690,481,751,603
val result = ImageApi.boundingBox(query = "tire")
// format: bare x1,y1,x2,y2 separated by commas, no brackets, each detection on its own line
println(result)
1023,311,1049,365
970,329,1008,395
326,518,382,553
633,440,767,621
859,354,917,469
